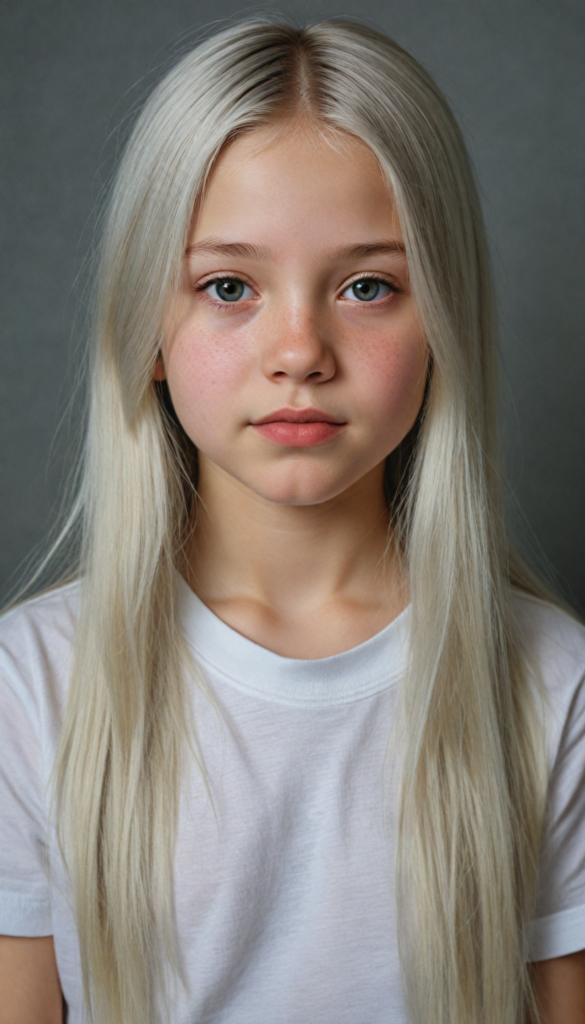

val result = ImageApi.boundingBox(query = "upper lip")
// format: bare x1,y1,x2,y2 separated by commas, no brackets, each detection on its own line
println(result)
252,407,346,425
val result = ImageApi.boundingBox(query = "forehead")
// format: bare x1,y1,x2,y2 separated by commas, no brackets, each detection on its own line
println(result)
190,124,401,252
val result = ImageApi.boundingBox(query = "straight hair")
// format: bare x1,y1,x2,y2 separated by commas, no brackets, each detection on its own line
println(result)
47,19,553,1024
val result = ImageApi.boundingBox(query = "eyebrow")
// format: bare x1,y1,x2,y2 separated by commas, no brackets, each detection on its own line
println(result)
184,238,406,261
185,240,273,260
333,241,406,260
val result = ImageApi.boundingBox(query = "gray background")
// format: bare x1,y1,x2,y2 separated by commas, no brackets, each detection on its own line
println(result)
1,0,584,611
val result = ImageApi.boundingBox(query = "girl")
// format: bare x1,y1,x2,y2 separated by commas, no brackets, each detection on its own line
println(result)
0,18,584,1024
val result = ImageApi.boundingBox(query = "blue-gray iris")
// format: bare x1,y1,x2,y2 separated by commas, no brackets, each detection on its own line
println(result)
215,279,245,301
352,279,380,301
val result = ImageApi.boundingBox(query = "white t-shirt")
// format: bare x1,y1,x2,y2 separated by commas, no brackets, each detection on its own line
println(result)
0,576,584,1024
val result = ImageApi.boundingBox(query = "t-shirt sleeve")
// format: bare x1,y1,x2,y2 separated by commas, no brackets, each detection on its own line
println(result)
0,642,52,935
528,670,585,961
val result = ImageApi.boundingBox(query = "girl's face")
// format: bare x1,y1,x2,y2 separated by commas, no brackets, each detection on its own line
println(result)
157,124,428,506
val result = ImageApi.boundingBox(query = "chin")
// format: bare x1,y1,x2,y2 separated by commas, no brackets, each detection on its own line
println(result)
249,474,351,507
266,491,338,507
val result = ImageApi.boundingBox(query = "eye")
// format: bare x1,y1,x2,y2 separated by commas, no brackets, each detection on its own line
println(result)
203,277,254,303
341,278,394,302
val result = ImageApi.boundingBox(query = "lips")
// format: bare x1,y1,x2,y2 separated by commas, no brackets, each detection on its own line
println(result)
250,408,346,447
252,407,346,425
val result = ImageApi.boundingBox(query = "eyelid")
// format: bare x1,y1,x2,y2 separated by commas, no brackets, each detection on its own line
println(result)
338,271,400,295
194,270,258,294
338,273,401,305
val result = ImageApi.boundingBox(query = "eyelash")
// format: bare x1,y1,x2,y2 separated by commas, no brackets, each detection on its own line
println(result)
339,273,400,303
195,272,401,308
195,273,256,311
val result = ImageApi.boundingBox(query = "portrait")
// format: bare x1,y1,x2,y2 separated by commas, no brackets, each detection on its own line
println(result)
0,4,584,1023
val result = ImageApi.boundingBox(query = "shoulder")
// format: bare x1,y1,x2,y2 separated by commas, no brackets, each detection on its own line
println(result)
0,580,81,662
510,589,585,767
510,590,585,689
0,581,81,717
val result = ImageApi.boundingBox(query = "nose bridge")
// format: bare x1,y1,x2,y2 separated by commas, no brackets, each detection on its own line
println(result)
263,286,335,383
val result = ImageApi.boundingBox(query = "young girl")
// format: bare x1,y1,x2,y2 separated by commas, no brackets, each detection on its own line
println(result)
0,18,584,1024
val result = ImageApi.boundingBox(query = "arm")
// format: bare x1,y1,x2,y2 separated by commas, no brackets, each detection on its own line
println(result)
0,935,63,1024
529,948,585,1024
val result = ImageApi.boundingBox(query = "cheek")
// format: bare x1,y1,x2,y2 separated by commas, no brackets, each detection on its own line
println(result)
163,326,249,443
349,326,428,431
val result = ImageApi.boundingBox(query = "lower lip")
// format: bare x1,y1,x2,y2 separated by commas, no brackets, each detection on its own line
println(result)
251,421,345,446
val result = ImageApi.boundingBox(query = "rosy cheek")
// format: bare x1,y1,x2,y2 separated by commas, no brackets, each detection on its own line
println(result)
348,325,427,415
164,326,249,441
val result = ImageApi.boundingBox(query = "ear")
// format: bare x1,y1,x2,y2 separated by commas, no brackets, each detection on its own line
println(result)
153,354,166,381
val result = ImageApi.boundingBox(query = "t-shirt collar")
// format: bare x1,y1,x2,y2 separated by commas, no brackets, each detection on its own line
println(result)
176,572,410,707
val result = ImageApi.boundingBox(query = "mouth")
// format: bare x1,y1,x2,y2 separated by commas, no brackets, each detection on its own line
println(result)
251,407,346,425
250,408,347,447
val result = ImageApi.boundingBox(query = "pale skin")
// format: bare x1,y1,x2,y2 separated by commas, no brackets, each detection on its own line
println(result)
158,123,427,658
1,122,583,1021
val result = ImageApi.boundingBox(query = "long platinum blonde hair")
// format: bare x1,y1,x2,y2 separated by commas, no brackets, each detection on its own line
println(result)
48,19,552,1024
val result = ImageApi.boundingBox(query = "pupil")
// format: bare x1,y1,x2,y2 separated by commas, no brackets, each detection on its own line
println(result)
216,279,244,301
352,279,380,301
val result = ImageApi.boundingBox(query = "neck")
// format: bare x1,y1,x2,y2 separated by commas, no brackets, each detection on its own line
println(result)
183,454,406,626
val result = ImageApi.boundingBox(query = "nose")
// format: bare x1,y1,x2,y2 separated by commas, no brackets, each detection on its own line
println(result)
261,306,336,384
